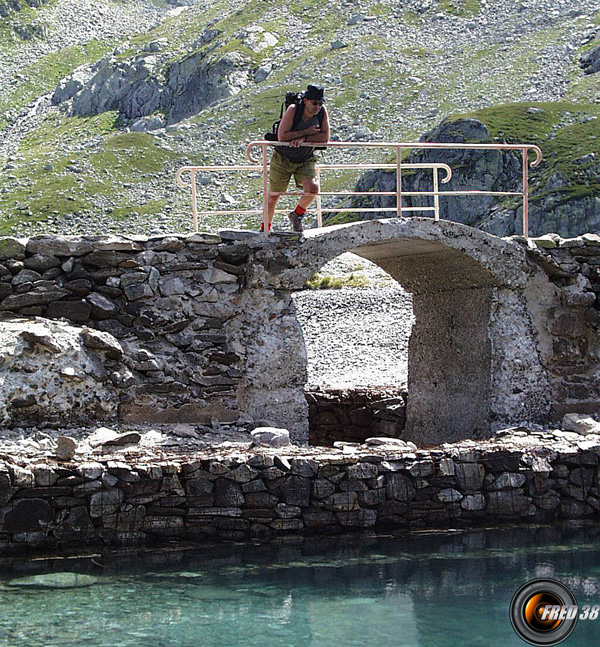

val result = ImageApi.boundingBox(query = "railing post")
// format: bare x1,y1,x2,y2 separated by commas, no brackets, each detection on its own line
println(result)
433,167,440,221
396,146,403,218
190,169,198,232
262,144,269,237
522,148,529,238
316,167,323,228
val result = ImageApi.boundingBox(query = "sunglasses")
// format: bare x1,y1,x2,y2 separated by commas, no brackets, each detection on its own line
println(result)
309,100,324,106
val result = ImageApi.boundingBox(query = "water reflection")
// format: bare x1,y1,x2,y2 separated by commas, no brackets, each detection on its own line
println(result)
1,525,600,646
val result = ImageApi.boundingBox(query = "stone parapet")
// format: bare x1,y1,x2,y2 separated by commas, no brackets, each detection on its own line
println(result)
1,429,600,553
0,232,309,441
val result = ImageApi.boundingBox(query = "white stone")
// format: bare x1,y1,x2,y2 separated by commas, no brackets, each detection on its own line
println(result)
562,413,600,435
76,462,104,480
88,427,119,448
250,427,291,448
365,437,409,447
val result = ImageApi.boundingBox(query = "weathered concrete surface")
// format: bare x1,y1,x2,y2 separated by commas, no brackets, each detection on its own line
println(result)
291,220,570,443
0,220,597,447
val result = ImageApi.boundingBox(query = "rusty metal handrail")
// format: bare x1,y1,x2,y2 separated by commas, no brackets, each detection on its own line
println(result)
176,140,542,237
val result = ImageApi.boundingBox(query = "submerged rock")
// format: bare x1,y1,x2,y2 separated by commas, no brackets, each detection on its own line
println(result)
6,573,99,589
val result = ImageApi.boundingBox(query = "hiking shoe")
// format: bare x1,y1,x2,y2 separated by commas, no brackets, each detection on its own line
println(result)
288,210,304,232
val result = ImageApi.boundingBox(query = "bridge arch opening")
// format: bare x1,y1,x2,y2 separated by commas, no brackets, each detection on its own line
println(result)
291,252,414,446
274,219,551,447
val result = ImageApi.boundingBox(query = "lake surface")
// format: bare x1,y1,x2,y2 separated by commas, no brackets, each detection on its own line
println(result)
2,525,600,647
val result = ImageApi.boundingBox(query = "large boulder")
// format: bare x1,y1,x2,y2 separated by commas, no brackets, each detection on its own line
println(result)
580,44,600,75
348,117,600,238
351,118,521,230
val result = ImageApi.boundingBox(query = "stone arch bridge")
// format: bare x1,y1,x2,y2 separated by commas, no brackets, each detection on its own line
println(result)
0,219,598,446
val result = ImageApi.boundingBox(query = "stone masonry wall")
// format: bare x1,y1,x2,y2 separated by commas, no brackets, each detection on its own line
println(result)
2,429,600,553
524,233,600,420
307,388,407,446
0,232,308,441
0,228,598,448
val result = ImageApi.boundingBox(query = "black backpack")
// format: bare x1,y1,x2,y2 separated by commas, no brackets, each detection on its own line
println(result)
265,91,326,149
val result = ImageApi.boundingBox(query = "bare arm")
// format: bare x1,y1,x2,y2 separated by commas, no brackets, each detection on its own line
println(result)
278,105,325,143
278,105,317,142
307,105,329,143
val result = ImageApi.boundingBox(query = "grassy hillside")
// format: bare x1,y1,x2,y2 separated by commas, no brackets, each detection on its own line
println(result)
1,0,599,235
456,102,600,204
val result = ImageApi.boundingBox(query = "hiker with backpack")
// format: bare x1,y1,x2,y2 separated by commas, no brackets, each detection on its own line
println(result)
262,84,330,233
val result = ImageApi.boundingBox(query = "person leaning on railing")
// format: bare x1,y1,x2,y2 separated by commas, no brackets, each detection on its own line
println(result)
263,84,330,233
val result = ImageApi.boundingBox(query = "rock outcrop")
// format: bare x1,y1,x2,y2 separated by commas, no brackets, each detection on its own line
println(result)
52,46,251,125
349,118,600,238
580,44,600,75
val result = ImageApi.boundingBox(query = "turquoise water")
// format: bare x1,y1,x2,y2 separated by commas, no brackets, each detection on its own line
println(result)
2,526,600,647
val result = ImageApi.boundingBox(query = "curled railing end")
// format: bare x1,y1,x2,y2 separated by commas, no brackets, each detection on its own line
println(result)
440,164,453,183
176,166,192,188
246,141,263,164
529,145,543,167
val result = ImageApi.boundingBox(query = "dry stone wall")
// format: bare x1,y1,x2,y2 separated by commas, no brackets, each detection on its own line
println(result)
0,223,598,448
2,429,600,552
307,388,407,446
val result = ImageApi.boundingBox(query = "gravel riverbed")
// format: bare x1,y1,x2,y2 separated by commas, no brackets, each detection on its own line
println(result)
293,253,414,390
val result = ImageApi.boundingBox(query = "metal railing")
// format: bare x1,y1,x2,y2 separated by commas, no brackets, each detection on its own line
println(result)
176,140,542,237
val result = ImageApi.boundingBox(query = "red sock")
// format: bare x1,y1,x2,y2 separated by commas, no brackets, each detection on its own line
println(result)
294,205,306,216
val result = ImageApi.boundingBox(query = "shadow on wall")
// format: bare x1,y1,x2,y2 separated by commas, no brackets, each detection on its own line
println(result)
306,387,407,446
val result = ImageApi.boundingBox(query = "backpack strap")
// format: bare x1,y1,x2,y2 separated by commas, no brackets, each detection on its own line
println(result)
291,103,303,130
291,103,324,130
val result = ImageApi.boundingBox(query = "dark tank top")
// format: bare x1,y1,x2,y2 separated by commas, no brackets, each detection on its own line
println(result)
276,108,320,162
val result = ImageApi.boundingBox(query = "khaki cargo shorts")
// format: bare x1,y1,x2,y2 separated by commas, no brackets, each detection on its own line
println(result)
269,150,318,193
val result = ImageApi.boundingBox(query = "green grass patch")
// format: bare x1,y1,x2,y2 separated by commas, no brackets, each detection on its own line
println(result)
0,169,90,233
439,0,481,17
91,131,178,177
0,114,182,230
0,0,58,48
18,112,120,156
306,272,372,289
110,199,168,220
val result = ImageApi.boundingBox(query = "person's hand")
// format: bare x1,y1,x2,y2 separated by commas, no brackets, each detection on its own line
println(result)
290,137,305,148
306,125,321,136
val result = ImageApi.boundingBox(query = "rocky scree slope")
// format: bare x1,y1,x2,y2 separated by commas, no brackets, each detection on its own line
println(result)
0,0,600,238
